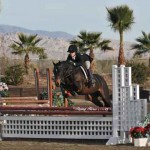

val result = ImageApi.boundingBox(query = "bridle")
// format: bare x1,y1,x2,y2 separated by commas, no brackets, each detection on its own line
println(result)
54,61,81,86
59,64,75,82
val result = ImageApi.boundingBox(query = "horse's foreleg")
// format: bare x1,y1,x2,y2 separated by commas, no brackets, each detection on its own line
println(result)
73,81,82,92
60,85,69,107
60,84,66,96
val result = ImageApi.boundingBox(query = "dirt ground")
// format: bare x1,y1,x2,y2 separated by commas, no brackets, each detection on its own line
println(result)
0,139,149,150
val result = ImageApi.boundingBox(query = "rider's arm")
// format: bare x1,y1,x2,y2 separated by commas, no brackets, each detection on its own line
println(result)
66,55,71,61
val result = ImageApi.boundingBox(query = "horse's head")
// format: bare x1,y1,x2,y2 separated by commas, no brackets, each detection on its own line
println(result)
53,61,62,87
53,60,79,88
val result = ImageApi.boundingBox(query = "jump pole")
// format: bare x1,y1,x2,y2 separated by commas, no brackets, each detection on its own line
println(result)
64,98,68,107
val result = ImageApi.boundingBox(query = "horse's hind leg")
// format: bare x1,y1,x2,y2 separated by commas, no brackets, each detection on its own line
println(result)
89,91,105,107
94,74,112,107
98,88,111,107
97,96,105,107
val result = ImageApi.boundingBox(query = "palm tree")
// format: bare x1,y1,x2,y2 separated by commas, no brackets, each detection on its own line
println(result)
131,31,150,67
131,31,150,56
106,5,134,66
10,33,44,74
70,30,113,71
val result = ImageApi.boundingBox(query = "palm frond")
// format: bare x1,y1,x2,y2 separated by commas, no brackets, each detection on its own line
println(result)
100,40,113,51
70,31,112,53
131,31,150,56
29,46,44,55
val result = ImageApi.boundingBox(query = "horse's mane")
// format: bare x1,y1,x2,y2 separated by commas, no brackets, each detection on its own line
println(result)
57,61,75,70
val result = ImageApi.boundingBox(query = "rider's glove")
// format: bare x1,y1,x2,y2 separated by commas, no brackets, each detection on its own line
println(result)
70,61,76,66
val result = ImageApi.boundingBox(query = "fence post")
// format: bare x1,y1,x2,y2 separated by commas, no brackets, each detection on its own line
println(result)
0,94,2,141
64,98,68,107
0,119,2,141
34,68,40,100
46,68,53,107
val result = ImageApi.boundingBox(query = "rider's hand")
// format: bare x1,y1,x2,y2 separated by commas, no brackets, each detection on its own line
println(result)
70,61,76,66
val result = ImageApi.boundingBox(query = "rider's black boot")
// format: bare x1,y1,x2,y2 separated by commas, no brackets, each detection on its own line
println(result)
87,69,94,87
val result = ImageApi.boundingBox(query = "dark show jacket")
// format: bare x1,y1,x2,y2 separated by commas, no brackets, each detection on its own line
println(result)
67,53,92,67
67,52,82,67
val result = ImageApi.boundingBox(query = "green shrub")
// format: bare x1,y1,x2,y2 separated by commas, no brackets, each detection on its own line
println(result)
126,61,149,84
4,64,25,85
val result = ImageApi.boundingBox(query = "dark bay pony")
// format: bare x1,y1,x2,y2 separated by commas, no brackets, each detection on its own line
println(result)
53,61,112,107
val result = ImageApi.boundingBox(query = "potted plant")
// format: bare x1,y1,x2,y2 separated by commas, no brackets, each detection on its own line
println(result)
129,126,148,147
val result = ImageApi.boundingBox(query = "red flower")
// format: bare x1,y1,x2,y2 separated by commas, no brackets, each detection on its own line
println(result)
130,126,147,138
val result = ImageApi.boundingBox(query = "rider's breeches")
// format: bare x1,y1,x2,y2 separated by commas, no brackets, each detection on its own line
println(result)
85,61,90,69
85,61,93,80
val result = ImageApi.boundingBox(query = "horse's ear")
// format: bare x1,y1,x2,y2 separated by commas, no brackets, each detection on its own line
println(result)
58,60,61,64
52,61,55,65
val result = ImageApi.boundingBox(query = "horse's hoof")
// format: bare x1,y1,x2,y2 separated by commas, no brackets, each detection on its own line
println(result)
71,91,78,96
97,96,105,107
87,95,92,101
99,100,105,107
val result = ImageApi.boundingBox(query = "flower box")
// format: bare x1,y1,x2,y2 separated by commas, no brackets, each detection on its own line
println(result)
134,138,148,147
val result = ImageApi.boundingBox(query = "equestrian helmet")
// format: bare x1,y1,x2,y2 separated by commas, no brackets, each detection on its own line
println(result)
67,45,78,53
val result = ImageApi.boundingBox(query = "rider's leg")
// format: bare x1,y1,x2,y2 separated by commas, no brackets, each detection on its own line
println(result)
87,69,93,82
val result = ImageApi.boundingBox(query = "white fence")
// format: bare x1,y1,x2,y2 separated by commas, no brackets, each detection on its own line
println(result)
1,116,112,139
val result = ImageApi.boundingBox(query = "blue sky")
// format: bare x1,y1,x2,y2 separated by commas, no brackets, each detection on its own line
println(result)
0,0,149,42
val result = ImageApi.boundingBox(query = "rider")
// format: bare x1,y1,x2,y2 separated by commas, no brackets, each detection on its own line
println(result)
67,44,94,87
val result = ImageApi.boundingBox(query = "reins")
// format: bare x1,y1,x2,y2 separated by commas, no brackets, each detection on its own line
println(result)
61,64,79,79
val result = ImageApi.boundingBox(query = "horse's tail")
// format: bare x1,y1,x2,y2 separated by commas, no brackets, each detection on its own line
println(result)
93,74,111,106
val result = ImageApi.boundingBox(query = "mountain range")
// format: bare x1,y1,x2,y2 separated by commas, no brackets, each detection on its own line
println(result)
0,24,137,60
0,24,74,40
